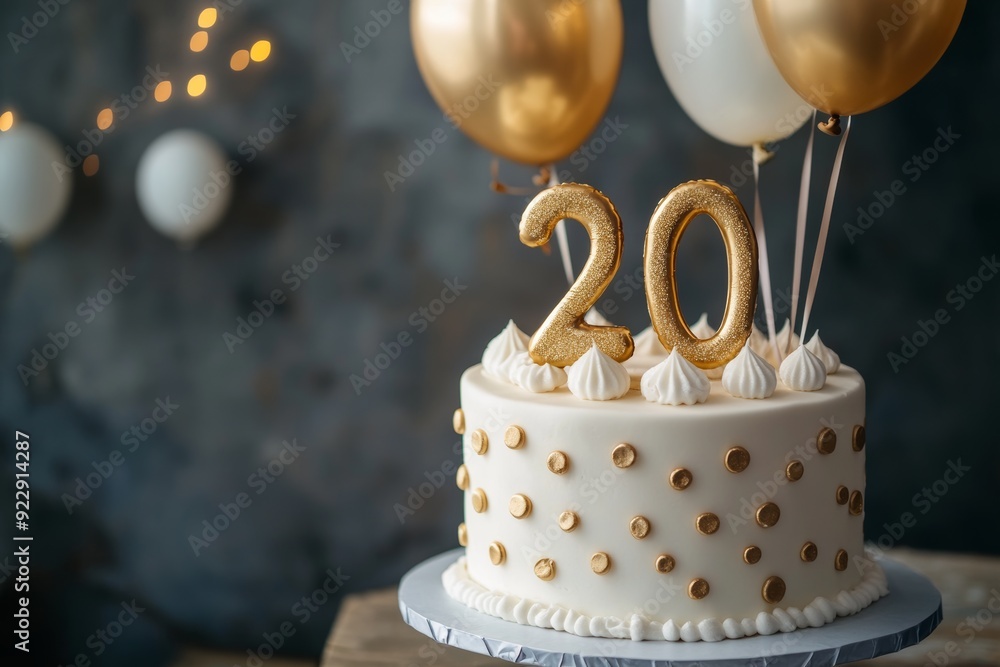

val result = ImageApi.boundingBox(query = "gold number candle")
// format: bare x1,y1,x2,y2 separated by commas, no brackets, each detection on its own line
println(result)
519,183,634,367
644,180,758,369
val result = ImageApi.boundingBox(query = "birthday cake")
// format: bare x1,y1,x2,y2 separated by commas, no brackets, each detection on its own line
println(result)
442,182,887,642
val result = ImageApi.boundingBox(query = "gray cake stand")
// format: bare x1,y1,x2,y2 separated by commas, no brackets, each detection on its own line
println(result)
399,549,942,667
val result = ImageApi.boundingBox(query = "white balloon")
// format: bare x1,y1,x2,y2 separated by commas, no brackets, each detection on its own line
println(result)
0,123,72,248
649,0,810,147
136,129,232,242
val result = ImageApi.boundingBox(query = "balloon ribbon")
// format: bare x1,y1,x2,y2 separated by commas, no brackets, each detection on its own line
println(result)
752,146,781,363
788,111,817,353
548,166,575,287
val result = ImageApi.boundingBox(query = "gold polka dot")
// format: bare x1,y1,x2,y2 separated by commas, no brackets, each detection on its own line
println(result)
509,493,532,519
725,446,751,473
655,554,675,573
504,425,525,449
835,549,849,571
457,523,467,546
849,490,864,516
534,558,556,581
453,409,465,434
688,578,710,600
836,485,849,505
786,460,804,482
669,468,693,490
471,429,488,455
800,542,818,562
470,488,488,513
612,443,636,468
489,541,506,565
818,427,837,454
455,464,469,491
629,516,650,539
546,451,569,474
696,513,720,535
743,546,762,564
852,425,866,451
591,552,611,574
756,502,780,528
762,576,786,604
558,511,579,532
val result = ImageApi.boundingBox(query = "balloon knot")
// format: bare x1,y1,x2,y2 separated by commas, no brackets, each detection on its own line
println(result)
752,143,775,166
818,115,842,136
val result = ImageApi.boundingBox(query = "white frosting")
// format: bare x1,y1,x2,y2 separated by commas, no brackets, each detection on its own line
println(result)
584,309,612,327
444,557,888,643
779,344,827,391
641,349,711,406
806,331,841,374
481,320,529,381
690,312,715,339
509,352,567,393
566,344,630,401
749,323,771,358
632,325,668,357
722,344,776,399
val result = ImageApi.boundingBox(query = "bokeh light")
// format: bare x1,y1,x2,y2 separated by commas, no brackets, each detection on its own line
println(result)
230,49,250,71
96,108,114,130
0,110,13,132
250,40,271,62
187,74,207,97
154,81,172,102
197,8,217,29
82,155,100,177
190,31,209,52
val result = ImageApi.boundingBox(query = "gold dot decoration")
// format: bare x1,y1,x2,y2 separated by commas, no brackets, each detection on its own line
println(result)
546,451,569,474
762,576,786,604
849,490,864,516
612,443,636,468
558,511,579,532
504,425,525,449
818,427,837,454
629,516,651,539
489,541,506,565
835,549,849,571
688,578,710,600
800,542,818,562
509,494,532,519
591,552,611,575
743,546,762,565
655,554,676,573
453,409,465,434
455,464,469,491
471,429,489,455
724,446,751,473
669,468,693,490
471,488,488,513
756,502,780,528
696,513,720,535
852,425,866,452
534,558,556,581
457,523,468,547
836,485,849,505
786,460,804,482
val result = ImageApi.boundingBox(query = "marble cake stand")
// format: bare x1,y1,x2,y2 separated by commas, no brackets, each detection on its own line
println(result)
399,549,942,667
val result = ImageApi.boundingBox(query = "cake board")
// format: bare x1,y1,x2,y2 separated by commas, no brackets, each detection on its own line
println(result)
399,549,942,667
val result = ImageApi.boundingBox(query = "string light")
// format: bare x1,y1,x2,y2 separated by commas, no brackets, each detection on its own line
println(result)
82,155,100,176
96,108,114,130
154,81,172,102
190,31,209,52
250,40,271,62
230,49,250,71
187,74,207,97
197,8,217,28
0,110,13,132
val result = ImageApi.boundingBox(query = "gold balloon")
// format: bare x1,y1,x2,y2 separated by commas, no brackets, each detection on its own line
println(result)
411,0,623,166
753,0,966,121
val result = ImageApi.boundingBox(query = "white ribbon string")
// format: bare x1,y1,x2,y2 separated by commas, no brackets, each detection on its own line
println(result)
752,146,781,364
547,166,575,286
788,111,817,353
799,116,853,341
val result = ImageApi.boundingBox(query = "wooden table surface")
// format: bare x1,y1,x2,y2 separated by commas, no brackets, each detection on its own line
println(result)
320,549,1000,667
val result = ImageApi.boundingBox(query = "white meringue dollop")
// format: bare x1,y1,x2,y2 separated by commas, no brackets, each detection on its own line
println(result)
779,344,827,392
805,330,841,374
776,318,800,356
510,352,568,393
690,312,716,339
722,344,777,399
583,309,613,327
641,349,711,406
482,320,529,382
566,344,631,401
632,325,668,357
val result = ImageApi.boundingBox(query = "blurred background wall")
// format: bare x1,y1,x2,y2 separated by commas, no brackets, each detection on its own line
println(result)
0,1,996,665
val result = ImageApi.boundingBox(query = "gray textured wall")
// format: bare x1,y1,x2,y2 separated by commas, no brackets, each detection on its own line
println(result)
1,1,997,664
